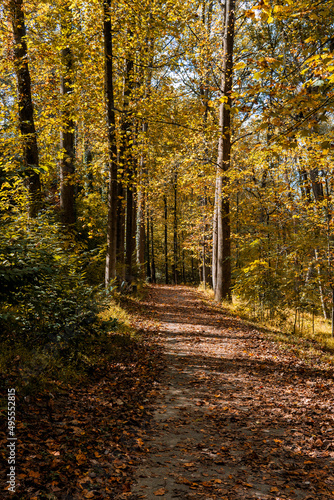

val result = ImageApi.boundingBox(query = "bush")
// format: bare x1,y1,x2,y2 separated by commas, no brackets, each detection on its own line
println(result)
0,205,108,354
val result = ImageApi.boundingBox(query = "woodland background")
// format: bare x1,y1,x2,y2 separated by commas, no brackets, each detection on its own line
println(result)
1,0,334,387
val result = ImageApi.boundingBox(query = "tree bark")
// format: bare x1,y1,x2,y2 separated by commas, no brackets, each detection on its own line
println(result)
136,123,147,279
164,194,169,284
135,32,153,281
314,248,327,319
59,5,76,226
125,184,134,282
200,0,213,289
214,0,235,302
104,0,118,287
201,187,211,288
136,183,146,278
120,55,135,283
212,176,219,291
10,0,41,217
172,169,178,284
146,207,151,281
150,214,156,283
116,182,125,280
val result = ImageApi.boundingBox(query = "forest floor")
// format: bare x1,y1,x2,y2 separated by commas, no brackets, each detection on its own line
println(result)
127,285,334,500
1,284,334,499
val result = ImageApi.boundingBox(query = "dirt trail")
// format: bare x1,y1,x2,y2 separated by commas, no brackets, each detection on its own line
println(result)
129,285,334,500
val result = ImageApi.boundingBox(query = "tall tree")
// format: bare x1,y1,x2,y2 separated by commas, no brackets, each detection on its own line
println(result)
213,0,235,302
172,167,178,284
9,0,41,217
163,193,169,284
59,0,76,226
104,0,118,287
136,125,147,280
123,55,135,283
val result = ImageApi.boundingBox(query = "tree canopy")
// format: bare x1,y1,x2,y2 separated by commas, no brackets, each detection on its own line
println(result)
1,0,334,330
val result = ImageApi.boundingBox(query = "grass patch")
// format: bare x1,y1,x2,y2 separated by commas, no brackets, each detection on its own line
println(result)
99,298,132,333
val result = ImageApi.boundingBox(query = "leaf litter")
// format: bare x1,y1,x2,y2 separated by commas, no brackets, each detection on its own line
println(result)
129,285,334,500
1,284,333,499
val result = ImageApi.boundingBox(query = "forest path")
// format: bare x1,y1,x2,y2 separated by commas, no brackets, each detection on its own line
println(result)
129,285,334,500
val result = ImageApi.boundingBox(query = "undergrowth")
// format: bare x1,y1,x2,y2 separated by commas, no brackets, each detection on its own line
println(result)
199,285,334,364
0,204,142,398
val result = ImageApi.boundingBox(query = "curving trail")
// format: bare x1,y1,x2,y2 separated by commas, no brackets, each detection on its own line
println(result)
129,285,334,500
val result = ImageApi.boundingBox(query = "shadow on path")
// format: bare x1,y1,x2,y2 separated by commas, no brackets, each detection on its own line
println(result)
129,285,334,500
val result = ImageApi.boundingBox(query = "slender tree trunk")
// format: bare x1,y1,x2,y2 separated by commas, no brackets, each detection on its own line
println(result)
214,0,235,302
10,0,41,217
131,184,137,272
202,244,206,288
202,188,211,287
163,194,169,284
104,0,118,287
314,248,327,319
150,214,156,283
84,142,93,192
173,169,178,284
200,0,213,288
212,176,219,291
332,287,334,338
125,185,134,282
136,122,147,279
136,184,146,278
121,56,135,283
146,206,151,281
135,32,153,281
60,5,76,226
116,183,125,280
235,190,240,268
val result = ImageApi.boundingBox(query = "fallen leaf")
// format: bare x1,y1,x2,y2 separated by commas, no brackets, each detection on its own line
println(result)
82,490,95,498
202,481,212,487
154,488,167,496
177,476,192,485
76,451,87,464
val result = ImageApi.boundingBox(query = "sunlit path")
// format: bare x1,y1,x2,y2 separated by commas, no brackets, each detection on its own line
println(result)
130,285,334,500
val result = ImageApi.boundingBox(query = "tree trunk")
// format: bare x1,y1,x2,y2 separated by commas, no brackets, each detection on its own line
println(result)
331,287,334,338
121,55,135,283
136,184,146,278
150,214,156,283
136,122,148,279
146,207,151,280
212,176,219,291
10,0,41,217
200,0,213,289
125,184,134,282
314,248,327,319
104,0,118,287
116,183,125,280
173,169,178,284
164,194,169,284
59,5,76,226
135,33,153,281
201,188,211,288
214,0,235,302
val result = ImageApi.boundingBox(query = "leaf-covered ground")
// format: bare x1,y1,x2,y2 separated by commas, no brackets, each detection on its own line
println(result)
1,284,334,499
0,313,163,499
129,285,334,500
